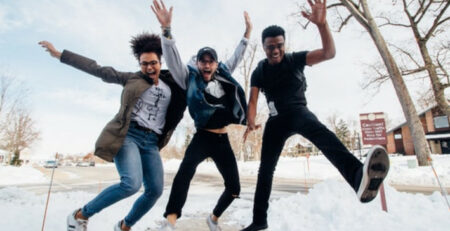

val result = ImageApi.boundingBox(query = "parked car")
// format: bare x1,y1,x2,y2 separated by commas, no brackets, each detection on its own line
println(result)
76,161,91,167
43,160,58,168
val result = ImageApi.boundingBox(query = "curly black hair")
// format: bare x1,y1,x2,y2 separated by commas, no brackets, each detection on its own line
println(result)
130,33,162,61
261,25,285,44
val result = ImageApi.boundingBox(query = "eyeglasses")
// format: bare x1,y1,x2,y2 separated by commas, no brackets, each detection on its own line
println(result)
140,61,159,66
264,43,285,51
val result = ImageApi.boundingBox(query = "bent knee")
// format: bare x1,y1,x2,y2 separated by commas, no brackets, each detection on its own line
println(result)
120,178,142,195
145,186,163,198
226,185,240,198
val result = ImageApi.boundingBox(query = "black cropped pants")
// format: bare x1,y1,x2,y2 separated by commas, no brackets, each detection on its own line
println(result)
164,129,240,218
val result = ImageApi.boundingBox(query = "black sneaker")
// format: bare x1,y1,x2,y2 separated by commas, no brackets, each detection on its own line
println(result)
241,223,268,231
357,145,390,203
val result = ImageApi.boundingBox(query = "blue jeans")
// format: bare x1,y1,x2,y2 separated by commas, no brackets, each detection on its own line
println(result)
81,125,164,227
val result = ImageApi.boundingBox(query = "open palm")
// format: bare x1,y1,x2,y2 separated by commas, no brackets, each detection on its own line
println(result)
301,0,327,25
151,0,172,27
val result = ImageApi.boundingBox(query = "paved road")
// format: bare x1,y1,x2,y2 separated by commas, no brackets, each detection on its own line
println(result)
13,166,308,200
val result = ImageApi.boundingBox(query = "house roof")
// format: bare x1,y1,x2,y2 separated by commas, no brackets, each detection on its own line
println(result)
425,133,450,140
386,104,438,134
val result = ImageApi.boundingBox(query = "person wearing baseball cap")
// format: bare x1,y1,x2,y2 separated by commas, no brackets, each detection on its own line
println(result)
197,47,218,63
151,0,251,230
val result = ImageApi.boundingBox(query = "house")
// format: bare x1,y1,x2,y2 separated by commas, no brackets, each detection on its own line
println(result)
386,105,450,155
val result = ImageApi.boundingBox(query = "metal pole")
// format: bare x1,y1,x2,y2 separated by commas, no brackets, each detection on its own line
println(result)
429,157,450,210
41,153,58,231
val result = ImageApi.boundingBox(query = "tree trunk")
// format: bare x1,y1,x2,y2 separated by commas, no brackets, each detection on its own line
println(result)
403,4,450,118
341,0,431,165
418,41,450,117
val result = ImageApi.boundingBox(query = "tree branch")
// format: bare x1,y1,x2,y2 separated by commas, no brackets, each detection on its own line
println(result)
401,67,427,76
442,83,450,89
415,0,433,24
388,42,422,68
328,3,344,8
377,16,411,28
424,1,450,41
339,0,370,31
361,63,390,90
338,14,353,32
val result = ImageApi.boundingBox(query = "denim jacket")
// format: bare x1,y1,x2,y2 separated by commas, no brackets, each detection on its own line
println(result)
187,63,247,128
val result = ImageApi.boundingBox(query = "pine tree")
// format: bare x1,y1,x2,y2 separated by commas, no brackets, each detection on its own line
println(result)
335,119,350,149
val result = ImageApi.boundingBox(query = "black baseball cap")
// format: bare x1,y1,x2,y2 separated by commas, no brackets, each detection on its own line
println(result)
197,47,218,62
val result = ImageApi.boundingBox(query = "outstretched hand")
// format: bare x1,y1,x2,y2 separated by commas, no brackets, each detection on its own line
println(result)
301,0,327,26
38,41,61,59
243,11,252,39
151,0,173,28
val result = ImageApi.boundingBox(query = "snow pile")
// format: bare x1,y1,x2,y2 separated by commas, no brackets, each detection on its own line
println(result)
388,155,450,186
0,165,48,186
231,180,450,231
1,181,449,231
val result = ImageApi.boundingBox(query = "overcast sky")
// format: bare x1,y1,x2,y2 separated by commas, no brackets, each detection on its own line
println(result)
0,0,435,158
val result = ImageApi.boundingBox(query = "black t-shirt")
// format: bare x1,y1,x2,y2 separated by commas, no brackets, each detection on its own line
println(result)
251,51,308,116
203,87,233,129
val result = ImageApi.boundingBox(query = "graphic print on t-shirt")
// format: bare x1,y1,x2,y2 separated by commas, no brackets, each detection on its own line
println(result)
133,86,167,121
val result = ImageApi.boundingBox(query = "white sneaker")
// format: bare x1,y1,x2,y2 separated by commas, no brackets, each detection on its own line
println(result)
206,214,222,231
114,220,125,231
67,209,88,231
157,220,176,231
357,145,390,203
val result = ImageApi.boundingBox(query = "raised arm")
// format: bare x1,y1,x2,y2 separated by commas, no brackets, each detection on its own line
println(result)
302,0,335,66
151,0,189,90
38,41,129,85
224,11,252,73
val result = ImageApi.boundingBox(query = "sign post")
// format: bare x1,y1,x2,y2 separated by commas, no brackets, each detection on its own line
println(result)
359,112,388,212
359,112,387,146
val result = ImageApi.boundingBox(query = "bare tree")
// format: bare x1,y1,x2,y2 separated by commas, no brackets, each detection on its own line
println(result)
237,40,260,161
0,73,40,165
326,111,339,132
294,0,431,165
0,75,21,119
240,41,259,100
3,108,40,165
343,0,431,165
371,0,450,116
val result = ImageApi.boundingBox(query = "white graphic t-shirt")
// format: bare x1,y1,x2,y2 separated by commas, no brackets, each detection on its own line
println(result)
130,79,171,134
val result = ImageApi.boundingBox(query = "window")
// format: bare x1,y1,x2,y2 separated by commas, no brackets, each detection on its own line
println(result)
434,116,449,129
394,134,402,139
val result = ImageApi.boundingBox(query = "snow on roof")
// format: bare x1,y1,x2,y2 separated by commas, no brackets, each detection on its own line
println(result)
425,133,450,140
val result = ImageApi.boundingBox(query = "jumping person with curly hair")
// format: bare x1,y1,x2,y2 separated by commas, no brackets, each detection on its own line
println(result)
39,33,187,231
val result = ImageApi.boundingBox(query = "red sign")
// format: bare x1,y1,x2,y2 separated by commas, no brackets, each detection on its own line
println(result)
359,112,387,145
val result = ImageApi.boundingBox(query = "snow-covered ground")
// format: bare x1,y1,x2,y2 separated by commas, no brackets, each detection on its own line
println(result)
0,154,449,231
0,165,48,186
165,154,450,187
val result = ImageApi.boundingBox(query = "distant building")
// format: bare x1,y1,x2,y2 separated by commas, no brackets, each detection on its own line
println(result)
284,143,314,157
386,105,450,155
0,149,7,163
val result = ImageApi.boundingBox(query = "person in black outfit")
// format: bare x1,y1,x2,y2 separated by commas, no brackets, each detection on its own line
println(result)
151,1,252,230
241,1,390,230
